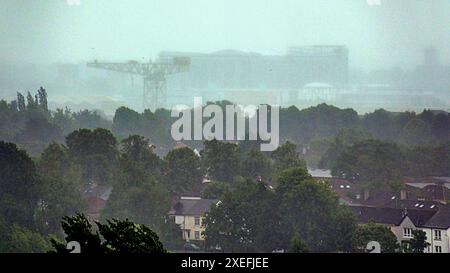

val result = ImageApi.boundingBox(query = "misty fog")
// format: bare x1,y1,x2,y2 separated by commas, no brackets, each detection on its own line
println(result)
1,0,449,114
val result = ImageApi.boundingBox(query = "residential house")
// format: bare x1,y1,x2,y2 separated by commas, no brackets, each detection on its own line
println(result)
168,197,219,242
329,178,364,206
402,177,450,203
308,169,332,183
81,184,113,221
351,205,450,253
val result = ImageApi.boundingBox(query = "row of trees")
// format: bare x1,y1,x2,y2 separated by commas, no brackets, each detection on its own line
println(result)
2,90,450,161
319,137,450,190
0,89,111,156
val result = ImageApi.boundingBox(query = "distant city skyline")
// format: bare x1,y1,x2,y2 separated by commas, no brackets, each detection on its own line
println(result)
1,0,449,69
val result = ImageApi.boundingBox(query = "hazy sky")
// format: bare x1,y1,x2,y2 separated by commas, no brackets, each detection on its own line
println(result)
1,0,449,69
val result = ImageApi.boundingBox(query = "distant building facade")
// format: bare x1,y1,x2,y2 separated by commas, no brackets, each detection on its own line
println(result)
168,197,219,242
351,205,450,253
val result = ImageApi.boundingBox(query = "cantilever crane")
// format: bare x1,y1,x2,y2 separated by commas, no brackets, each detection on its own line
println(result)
87,57,190,110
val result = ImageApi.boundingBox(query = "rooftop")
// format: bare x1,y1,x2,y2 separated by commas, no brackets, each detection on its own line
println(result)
169,197,219,216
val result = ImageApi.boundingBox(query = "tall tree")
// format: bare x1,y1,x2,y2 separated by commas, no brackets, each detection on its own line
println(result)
203,179,282,252
241,149,273,180
352,221,399,253
0,141,39,228
35,142,86,235
201,139,240,182
332,139,404,190
66,128,118,184
276,167,355,252
271,141,306,175
165,147,203,195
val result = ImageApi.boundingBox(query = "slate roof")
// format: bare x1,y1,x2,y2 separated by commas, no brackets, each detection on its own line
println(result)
371,199,442,211
351,206,407,226
422,206,450,229
351,205,450,229
169,198,219,216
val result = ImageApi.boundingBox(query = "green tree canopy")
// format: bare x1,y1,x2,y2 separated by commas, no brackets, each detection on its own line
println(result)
50,214,166,254
352,221,399,253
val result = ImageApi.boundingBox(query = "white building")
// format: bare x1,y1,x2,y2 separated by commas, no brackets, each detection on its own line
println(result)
168,197,219,242
352,205,450,253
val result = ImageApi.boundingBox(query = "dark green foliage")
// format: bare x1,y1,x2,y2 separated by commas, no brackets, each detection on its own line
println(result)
406,230,429,253
276,167,356,252
204,168,355,253
201,181,230,199
242,149,273,180
50,214,166,254
98,218,166,254
203,179,282,252
332,139,404,190
0,218,50,253
0,141,39,228
271,141,306,175
35,142,86,235
66,128,118,184
288,233,310,253
201,139,240,182
165,147,203,195
102,135,170,231
352,221,399,253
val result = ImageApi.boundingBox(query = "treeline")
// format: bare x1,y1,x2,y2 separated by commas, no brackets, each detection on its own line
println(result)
1,89,450,159
281,105,450,145
321,137,450,190
0,88,111,156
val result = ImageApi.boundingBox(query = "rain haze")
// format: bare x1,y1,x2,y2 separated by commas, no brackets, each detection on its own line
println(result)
0,0,449,113
2,0,450,257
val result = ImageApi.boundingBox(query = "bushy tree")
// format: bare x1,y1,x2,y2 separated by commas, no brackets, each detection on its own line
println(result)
165,147,203,195
332,139,404,190
406,230,429,253
203,179,282,252
201,139,240,182
271,141,306,175
0,141,40,228
352,221,399,253
276,167,355,252
35,142,86,235
66,128,118,184
50,214,166,254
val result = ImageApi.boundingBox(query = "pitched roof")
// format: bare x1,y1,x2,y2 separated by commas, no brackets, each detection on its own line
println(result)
351,206,406,226
422,206,450,229
169,197,219,216
330,179,364,206
350,206,437,227
372,199,442,211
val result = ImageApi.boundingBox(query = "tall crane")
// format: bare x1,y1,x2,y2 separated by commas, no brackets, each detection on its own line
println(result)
87,57,190,110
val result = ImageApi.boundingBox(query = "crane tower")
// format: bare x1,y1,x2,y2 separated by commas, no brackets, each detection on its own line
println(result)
87,57,190,110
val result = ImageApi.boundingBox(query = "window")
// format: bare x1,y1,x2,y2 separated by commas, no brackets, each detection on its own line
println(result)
403,228,413,238
194,217,201,226
185,229,191,239
434,230,442,241
435,246,442,253
195,231,200,240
